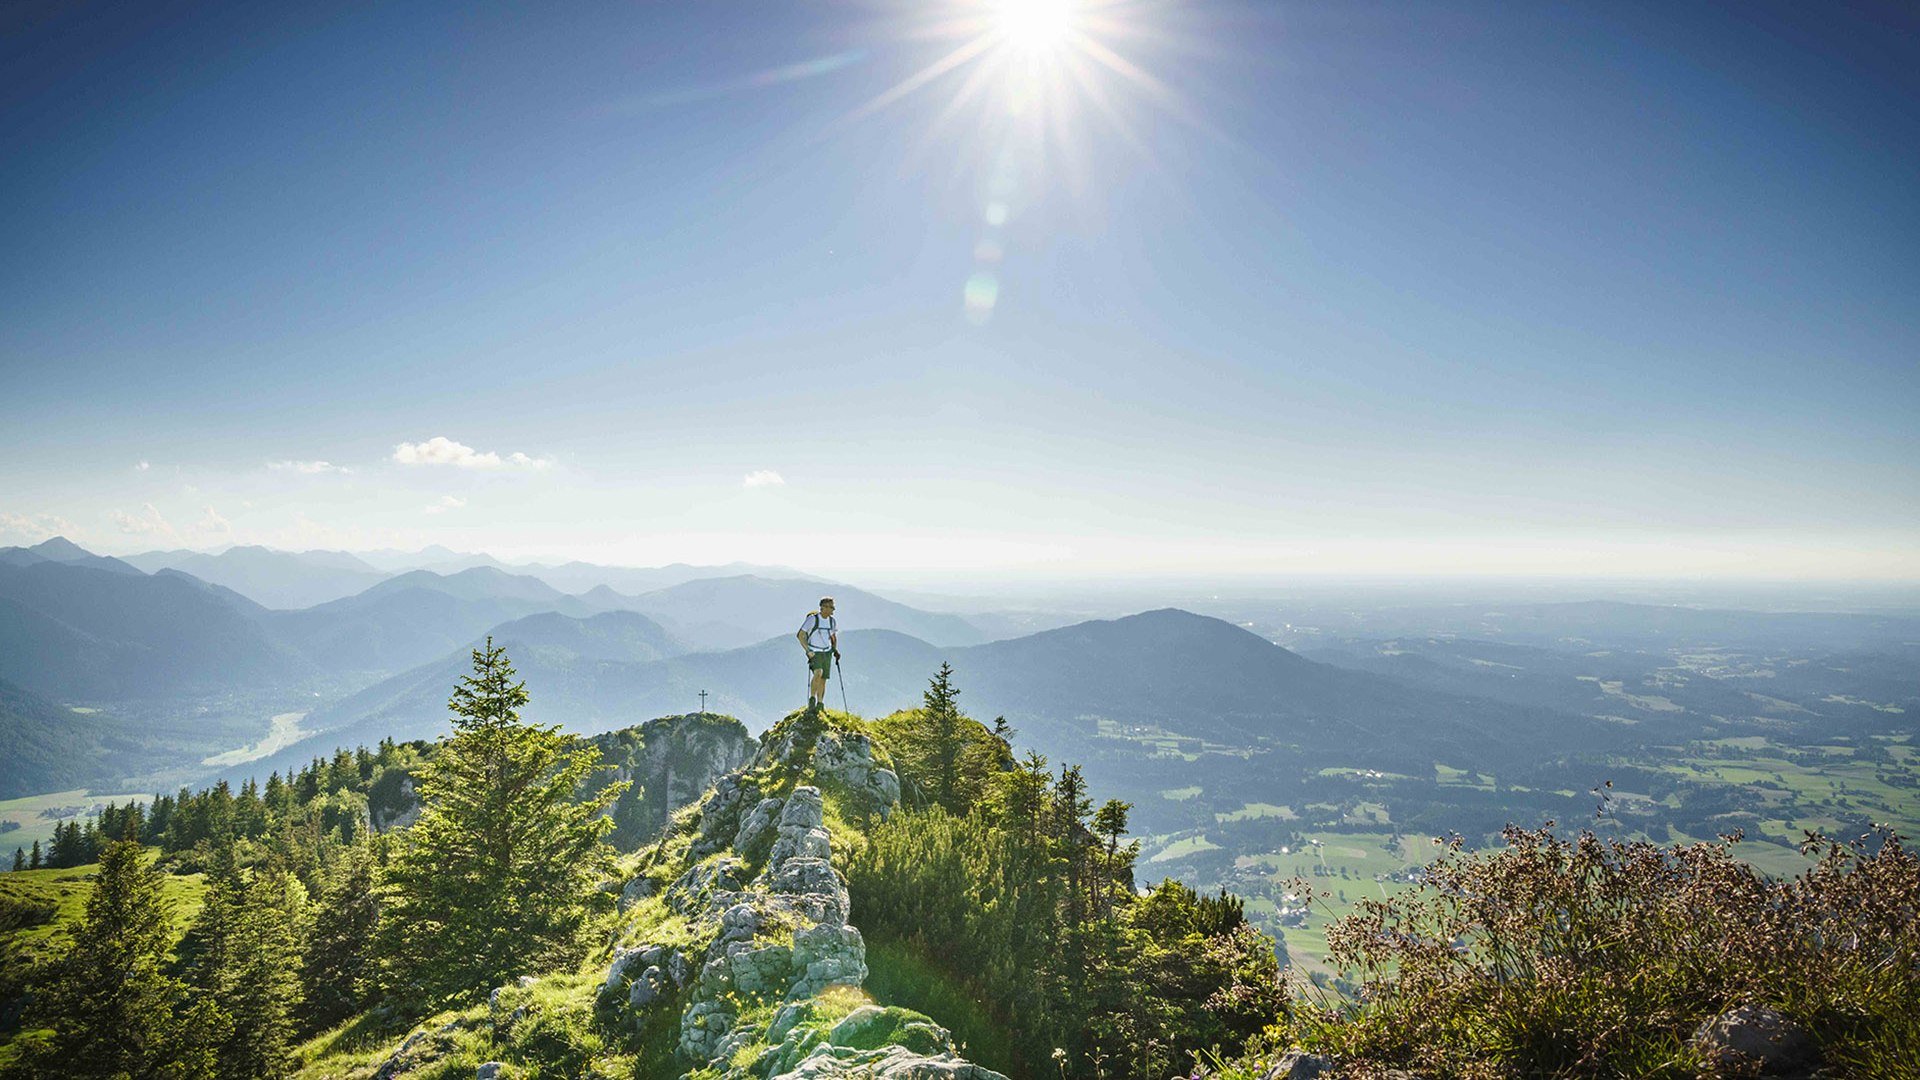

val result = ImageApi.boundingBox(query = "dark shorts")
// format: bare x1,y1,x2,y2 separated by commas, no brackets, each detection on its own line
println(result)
808,650,833,676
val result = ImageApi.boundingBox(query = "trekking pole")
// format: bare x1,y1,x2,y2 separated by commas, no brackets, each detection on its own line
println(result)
836,652,851,716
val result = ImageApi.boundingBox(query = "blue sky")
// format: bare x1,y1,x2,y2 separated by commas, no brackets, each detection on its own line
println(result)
2,0,1915,580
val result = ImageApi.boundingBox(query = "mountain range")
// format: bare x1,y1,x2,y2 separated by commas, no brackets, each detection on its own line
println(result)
120,545,389,609
4,536,1825,814
0,540,993,696
226,607,1619,802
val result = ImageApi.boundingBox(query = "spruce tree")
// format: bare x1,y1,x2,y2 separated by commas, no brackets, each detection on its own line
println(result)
10,847,22,872
29,839,40,869
219,863,308,1078
923,663,966,812
22,838,214,1078
1092,798,1135,917
376,638,625,1006
301,843,378,1032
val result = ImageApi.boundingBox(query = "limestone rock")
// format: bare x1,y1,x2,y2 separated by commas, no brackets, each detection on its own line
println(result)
1262,1050,1334,1080
613,715,997,1080
1690,1006,1818,1077
770,1044,1010,1079
734,796,785,856
628,964,665,1007
730,943,795,998
475,1064,508,1080
669,855,747,915
828,1005,952,1055
679,998,738,1062
618,873,659,911
810,731,902,819
790,923,867,998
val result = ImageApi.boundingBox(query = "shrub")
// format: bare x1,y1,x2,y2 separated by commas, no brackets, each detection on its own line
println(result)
1278,825,1919,1078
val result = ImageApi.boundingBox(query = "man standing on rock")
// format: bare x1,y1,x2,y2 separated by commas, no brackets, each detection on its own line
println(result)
797,596,839,710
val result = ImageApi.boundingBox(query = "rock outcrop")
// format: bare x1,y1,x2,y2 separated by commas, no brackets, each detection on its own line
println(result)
595,713,757,848
605,710,1003,1080
1689,1006,1819,1078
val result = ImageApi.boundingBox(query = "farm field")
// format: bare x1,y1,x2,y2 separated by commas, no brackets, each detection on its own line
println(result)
0,789,152,855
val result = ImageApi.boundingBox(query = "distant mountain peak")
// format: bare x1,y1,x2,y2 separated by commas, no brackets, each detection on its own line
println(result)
28,536,95,561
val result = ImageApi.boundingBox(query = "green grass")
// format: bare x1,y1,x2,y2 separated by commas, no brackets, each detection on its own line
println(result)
0,853,209,1067
0,854,206,964
1215,802,1296,823
862,934,1018,1075
1147,834,1222,863
1251,832,1429,978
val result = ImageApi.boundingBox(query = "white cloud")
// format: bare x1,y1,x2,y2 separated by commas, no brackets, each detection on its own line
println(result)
135,461,150,472
423,495,468,515
742,470,786,488
0,512,78,544
268,459,347,474
393,437,551,471
112,503,179,540
197,506,233,536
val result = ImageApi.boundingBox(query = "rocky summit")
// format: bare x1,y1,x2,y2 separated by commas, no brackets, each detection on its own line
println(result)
598,709,1003,1080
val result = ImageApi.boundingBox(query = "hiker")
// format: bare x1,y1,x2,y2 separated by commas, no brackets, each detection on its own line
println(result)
797,596,839,710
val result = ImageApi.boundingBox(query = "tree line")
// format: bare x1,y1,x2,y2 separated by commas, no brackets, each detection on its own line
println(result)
2,639,619,1080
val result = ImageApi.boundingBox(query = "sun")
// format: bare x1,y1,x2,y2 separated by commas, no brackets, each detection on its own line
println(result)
994,0,1078,54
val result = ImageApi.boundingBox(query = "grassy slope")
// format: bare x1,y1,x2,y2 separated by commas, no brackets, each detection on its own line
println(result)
0,856,208,1068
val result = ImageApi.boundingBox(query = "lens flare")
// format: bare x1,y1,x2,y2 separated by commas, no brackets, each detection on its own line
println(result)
845,1,1199,326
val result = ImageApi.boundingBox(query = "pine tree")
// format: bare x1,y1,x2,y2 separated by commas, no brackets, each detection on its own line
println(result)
185,833,244,992
301,843,378,1032
220,863,309,1078
375,638,626,1006
923,663,967,813
1053,764,1093,937
22,838,215,1078
10,847,22,872
1092,798,1135,917
29,839,41,870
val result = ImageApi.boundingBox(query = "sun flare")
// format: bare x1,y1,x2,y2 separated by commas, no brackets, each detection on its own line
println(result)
995,0,1078,54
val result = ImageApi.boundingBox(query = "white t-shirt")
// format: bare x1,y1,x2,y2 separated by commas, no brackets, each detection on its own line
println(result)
800,612,836,651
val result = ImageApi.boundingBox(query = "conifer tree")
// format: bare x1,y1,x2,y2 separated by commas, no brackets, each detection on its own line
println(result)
184,833,243,994
218,863,308,1078
1092,798,1136,917
923,663,966,812
375,638,626,1006
29,839,40,869
10,847,22,872
22,838,214,1078
301,842,378,1032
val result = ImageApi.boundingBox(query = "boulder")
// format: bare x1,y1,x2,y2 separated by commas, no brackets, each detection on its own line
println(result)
730,943,796,998
828,1005,952,1055
618,874,658,911
1690,1006,1818,1077
734,796,786,856
790,923,867,998
475,1064,508,1080
628,964,665,1008
780,787,826,830
604,946,644,992
770,1043,1010,1079
679,998,738,1063
1261,1050,1333,1080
